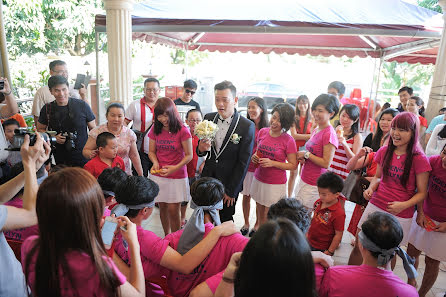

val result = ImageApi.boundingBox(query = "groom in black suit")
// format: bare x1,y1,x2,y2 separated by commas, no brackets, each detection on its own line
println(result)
198,81,255,222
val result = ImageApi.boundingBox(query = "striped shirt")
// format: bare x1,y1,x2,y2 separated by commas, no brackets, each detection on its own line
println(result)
329,137,354,179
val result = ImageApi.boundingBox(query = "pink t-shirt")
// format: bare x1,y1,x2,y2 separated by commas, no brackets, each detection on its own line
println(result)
114,226,169,281
205,261,326,294
164,223,249,297
148,125,192,179
370,146,431,218
22,236,127,297
4,197,38,242
254,128,297,184
301,125,338,186
319,264,418,297
423,155,446,222
247,128,260,172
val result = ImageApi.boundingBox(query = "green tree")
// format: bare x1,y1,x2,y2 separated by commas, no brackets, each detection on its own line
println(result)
381,61,434,93
4,0,104,58
170,49,208,66
417,0,442,13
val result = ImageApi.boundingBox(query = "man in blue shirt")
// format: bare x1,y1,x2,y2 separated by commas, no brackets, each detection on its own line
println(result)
425,108,446,144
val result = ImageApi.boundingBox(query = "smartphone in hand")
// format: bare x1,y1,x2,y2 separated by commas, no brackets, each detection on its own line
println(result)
101,217,118,249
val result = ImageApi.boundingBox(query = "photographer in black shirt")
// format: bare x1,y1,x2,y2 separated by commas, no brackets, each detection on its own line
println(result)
37,76,96,166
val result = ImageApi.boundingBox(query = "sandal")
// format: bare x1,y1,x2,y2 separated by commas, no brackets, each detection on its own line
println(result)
248,229,257,237
240,226,249,236
181,219,188,229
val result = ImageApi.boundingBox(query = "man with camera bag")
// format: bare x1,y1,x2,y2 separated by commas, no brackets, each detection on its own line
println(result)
37,75,96,167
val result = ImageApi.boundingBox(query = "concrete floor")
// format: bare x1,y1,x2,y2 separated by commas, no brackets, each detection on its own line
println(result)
142,194,446,297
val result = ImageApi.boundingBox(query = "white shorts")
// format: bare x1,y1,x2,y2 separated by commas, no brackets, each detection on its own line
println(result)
294,179,319,209
250,177,286,207
357,203,412,246
241,171,255,196
408,212,446,262
149,175,191,203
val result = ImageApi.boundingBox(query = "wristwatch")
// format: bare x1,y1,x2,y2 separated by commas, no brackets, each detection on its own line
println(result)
304,151,310,159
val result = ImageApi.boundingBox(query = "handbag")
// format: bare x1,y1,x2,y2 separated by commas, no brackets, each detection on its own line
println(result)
341,152,370,206
133,123,153,152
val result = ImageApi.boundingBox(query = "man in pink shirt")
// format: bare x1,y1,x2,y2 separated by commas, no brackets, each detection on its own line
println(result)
319,212,418,297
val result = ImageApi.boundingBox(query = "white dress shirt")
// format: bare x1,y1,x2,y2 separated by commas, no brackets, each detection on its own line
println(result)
214,114,233,153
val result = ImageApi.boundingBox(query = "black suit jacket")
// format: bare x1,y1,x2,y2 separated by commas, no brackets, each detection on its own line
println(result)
199,110,255,198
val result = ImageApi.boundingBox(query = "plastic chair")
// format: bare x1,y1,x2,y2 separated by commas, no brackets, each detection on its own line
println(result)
368,118,378,133
350,88,362,99
147,276,173,297
6,239,22,262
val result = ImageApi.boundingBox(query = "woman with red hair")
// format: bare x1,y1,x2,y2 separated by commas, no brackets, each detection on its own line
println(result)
349,112,431,265
148,97,192,235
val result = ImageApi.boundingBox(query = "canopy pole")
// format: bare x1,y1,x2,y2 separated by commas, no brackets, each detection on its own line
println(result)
104,0,133,107
365,57,379,133
425,0,446,122
185,43,189,79
0,3,11,83
372,57,384,126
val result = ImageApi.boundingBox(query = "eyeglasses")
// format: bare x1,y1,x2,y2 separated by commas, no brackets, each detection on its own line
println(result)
145,88,159,93
185,89,196,95
188,119,201,123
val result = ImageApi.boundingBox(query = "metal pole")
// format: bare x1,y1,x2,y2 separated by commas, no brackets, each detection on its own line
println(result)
95,31,101,123
372,57,384,127
365,57,379,134
185,43,189,79
0,3,11,83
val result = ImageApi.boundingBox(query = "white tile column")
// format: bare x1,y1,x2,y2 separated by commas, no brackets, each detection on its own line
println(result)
104,0,133,106
426,0,446,122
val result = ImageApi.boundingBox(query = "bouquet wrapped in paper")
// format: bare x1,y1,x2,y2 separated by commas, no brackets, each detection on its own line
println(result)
194,120,219,141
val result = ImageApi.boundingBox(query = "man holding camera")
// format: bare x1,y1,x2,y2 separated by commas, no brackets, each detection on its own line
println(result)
37,75,96,167
32,60,88,124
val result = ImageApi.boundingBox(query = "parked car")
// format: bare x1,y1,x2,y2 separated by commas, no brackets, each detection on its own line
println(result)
238,83,301,111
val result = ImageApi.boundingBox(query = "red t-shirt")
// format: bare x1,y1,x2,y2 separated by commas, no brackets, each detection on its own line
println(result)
186,134,200,178
419,115,428,128
307,199,346,250
295,116,312,148
83,155,125,179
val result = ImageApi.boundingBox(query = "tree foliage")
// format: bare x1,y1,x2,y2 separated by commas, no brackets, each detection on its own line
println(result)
381,61,434,93
417,0,442,13
4,0,104,58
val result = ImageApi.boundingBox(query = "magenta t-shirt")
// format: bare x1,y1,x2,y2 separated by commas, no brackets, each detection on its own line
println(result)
148,125,192,179
205,261,326,294
319,264,418,297
423,155,446,222
301,126,338,186
247,128,260,172
4,197,39,242
370,146,431,218
164,223,248,297
22,236,127,297
114,226,169,281
254,128,297,184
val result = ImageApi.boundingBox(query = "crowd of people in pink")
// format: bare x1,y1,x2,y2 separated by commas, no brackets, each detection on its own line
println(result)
0,60,445,297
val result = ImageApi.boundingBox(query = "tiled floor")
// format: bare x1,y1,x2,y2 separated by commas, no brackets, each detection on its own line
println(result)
142,196,446,297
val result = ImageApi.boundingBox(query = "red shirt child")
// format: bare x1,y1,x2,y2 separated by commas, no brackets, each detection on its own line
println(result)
84,132,125,179
307,172,346,255
185,109,203,179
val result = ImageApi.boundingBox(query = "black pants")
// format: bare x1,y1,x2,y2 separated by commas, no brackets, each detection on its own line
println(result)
133,150,152,177
219,195,239,222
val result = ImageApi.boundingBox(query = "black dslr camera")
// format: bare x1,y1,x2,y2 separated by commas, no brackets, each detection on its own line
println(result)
0,80,4,90
7,128,57,151
60,131,78,151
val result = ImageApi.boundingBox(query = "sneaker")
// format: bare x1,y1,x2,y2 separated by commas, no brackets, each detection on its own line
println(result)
240,226,249,236
248,229,257,237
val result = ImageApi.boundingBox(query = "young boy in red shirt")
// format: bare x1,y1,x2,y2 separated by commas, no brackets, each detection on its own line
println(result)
84,132,125,178
307,172,346,256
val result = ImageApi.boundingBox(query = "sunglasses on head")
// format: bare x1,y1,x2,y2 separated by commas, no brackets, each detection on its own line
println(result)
185,89,196,95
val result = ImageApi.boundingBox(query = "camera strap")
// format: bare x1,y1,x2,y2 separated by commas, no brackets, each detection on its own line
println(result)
46,99,74,133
